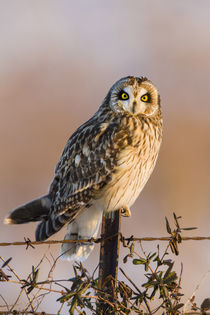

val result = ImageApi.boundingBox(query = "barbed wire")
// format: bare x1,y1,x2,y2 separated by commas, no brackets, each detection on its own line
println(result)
0,312,55,315
0,311,209,314
0,235,210,248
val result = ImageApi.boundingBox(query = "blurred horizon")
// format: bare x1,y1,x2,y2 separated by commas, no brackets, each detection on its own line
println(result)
1,1,210,313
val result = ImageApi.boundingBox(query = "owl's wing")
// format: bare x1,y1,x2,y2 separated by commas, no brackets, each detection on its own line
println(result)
48,116,125,219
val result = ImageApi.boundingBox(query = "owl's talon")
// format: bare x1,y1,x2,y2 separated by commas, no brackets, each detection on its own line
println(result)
121,207,131,217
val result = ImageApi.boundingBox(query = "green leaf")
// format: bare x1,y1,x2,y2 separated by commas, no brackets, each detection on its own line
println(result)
2,257,12,268
149,286,158,300
27,285,35,294
34,269,39,283
142,280,157,289
182,227,197,230
32,265,35,276
163,271,178,284
130,243,134,254
68,277,78,282
165,217,172,234
201,298,210,311
177,233,182,243
133,258,146,265
57,291,76,303
159,286,168,298
69,296,78,314
169,240,179,255
148,252,156,261
174,303,184,311
163,262,174,279
173,212,181,229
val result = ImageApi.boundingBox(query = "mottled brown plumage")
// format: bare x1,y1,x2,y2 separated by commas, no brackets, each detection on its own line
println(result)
5,76,162,261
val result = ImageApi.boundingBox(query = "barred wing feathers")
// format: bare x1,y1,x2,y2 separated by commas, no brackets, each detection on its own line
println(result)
51,122,118,213
36,114,129,241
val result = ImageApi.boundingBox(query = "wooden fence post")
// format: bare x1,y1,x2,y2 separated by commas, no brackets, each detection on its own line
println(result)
98,210,121,313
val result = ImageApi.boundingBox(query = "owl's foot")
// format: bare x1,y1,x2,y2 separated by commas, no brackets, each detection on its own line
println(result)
121,206,131,217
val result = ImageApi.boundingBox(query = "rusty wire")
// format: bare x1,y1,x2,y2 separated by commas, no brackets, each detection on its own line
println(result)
0,235,210,248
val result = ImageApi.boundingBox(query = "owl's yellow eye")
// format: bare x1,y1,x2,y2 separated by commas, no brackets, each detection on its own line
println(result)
119,91,129,100
141,93,150,102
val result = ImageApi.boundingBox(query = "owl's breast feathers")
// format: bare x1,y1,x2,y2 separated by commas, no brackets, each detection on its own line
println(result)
49,110,162,218
100,113,162,211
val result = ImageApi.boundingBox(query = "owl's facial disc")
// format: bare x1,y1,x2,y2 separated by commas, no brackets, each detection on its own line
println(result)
115,84,159,117
108,77,160,117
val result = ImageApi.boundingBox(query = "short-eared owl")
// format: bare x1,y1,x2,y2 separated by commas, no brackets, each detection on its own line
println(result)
4,76,162,261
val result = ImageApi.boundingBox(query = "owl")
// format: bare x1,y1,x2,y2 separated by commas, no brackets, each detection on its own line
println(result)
4,76,162,261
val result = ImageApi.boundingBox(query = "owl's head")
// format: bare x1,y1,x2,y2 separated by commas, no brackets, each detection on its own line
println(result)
107,76,160,117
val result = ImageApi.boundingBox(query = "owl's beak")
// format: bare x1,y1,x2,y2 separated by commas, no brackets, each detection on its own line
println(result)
132,101,137,114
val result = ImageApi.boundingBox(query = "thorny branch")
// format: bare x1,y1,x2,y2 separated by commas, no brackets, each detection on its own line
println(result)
0,214,210,314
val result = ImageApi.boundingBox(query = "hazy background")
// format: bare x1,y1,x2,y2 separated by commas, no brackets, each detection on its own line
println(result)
1,1,210,313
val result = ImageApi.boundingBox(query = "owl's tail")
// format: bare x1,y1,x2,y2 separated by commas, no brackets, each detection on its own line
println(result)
4,195,70,242
4,195,51,225
60,205,103,261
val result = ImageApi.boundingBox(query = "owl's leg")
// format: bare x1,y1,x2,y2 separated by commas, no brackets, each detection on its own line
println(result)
60,205,103,261
120,206,131,217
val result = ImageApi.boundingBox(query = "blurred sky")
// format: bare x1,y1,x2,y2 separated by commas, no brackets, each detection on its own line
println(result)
1,0,210,313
